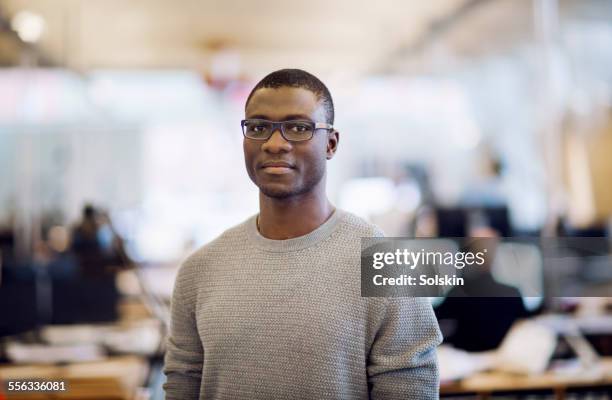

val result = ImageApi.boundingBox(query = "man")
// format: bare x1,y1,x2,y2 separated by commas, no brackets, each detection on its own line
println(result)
435,228,530,352
163,69,442,399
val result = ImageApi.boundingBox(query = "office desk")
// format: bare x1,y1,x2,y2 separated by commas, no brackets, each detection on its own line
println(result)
441,357,612,399
0,356,148,400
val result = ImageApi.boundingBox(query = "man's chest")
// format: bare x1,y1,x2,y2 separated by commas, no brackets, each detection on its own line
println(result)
193,250,367,359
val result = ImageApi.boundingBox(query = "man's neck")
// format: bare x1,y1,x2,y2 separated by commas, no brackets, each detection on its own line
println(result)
257,186,335,240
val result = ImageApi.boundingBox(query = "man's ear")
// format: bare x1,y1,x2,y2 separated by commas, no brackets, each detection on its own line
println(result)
326,130,339,160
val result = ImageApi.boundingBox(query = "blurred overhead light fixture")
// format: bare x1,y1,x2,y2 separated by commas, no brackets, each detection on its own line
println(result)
11,11,46,43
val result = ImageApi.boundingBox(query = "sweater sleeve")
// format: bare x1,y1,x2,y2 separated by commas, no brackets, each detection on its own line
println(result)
367,297,442,400
163,260,204,399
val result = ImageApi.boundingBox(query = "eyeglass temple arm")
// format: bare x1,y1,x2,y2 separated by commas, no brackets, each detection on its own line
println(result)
315,122,334,130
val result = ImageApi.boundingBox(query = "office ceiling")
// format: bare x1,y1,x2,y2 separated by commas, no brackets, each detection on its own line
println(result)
0,0,463,73
0,0,610,77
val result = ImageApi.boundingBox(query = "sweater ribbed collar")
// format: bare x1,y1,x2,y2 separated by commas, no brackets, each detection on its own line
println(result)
246,209,345,252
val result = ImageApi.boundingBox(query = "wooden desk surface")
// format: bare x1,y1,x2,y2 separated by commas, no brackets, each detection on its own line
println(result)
0,356,148,400
441,357,612,396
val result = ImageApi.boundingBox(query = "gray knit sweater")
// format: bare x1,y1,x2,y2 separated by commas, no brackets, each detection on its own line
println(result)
163,209,442,399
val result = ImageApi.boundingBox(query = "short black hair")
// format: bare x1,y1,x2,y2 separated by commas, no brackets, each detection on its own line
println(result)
83,204,95,218
245,69,334,124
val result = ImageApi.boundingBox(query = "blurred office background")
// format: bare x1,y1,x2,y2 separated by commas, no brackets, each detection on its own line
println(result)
1,0,612,399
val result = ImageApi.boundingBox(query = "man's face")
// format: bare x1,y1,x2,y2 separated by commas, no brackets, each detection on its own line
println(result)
243,86,338,199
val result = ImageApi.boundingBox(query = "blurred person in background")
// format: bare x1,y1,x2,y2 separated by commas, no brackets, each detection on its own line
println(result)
71,204,132,277
435,227,530,352
41,224,78,281
460,146,507,208
163,69,442,400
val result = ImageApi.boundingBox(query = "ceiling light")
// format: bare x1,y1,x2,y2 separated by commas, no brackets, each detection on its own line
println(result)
11,11,46,43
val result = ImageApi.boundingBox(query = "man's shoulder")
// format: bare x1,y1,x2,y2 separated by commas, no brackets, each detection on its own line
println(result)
180,216,253,269
337,209,385,238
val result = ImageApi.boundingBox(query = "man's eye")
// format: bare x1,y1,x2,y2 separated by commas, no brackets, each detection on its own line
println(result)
252,125,268,132
289,123,310,133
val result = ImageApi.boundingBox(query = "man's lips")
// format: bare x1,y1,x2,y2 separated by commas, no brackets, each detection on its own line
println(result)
259,161,296,175
259,161,295,169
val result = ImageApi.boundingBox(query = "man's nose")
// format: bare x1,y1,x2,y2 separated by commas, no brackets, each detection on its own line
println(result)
261,129,292,153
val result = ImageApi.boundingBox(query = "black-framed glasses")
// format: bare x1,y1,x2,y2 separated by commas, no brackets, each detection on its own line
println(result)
241,119,334,142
